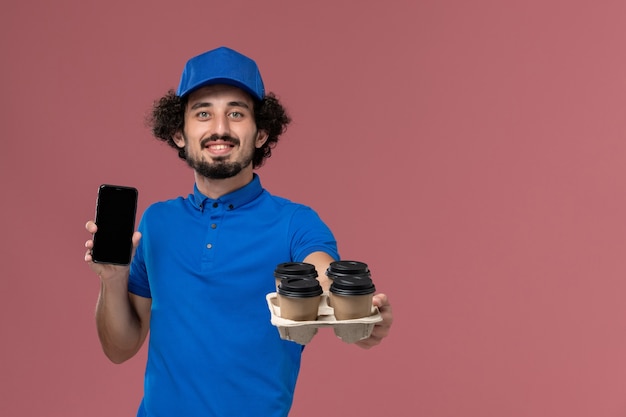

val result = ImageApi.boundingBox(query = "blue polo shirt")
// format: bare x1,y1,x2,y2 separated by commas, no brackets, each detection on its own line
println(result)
128,174,338,417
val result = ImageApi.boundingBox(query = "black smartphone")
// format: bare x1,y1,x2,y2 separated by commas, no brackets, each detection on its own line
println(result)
92,184,138,265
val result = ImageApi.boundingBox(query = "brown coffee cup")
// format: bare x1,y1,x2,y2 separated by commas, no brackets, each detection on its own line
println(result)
329,275,376,320
274,262,318,289
325,260,371,281
277,277,323,321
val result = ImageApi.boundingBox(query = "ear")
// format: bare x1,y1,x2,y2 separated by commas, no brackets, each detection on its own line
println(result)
172,131,185,148
255,130,269,149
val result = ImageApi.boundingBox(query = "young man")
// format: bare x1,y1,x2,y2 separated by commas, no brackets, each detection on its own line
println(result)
84,46,393,417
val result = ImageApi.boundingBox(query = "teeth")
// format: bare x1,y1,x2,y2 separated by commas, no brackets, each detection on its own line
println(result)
209,144,229,150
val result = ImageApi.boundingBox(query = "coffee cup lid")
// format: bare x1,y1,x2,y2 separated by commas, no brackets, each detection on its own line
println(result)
326,260,371,280
274,262,318,280
329,276,376,296
278,277,323,298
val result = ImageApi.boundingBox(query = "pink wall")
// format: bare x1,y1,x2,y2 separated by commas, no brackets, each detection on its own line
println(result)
3,1,626,416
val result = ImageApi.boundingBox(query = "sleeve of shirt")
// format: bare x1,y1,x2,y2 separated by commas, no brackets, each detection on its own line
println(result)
289,205,340,262
128,214,152,298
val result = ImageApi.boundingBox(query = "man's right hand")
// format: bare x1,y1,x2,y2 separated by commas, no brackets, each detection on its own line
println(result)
84,220,142,280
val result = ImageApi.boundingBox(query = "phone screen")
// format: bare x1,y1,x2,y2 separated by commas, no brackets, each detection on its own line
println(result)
92,184,138,265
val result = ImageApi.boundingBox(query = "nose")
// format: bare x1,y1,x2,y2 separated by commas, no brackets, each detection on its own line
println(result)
212,113,231,136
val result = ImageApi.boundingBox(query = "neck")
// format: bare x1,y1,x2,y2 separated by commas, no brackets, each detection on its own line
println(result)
194,169,254,199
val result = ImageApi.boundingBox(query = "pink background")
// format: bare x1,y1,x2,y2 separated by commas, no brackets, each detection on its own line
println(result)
3,1,626,416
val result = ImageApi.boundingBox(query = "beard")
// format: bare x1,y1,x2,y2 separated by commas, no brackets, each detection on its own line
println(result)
183,134,255,180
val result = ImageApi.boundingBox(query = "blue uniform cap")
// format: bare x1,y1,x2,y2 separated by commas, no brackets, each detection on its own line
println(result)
176,46,265,101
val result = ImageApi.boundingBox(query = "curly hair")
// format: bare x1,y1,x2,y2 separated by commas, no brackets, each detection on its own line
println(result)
147,89,291,168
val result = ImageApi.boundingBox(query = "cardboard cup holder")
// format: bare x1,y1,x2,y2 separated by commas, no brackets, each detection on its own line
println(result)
266,292,382,345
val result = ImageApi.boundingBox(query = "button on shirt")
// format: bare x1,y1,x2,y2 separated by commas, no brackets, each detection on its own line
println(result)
128,174,338,417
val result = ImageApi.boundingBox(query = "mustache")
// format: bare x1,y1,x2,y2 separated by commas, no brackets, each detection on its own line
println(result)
200,134,240,148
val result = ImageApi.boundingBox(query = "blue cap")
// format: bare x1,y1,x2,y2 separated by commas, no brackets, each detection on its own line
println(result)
176,46,265,100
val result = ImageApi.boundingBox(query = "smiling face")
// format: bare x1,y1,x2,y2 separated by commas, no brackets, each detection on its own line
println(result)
174,84,268,180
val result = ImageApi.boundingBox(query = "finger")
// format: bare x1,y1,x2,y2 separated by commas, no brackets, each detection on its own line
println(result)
355,333,382,349
85,220,97,233
132,231,142,248
371,321,392,338
372,293,389,307
355,341,374,349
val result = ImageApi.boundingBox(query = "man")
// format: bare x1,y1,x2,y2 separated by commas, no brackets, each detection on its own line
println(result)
84,46,393,417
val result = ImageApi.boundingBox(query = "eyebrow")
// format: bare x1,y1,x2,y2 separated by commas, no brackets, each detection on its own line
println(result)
190,101,251,110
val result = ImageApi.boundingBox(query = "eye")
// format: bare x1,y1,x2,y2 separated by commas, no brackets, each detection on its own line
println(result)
229,111,244,119
197,111,210,120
